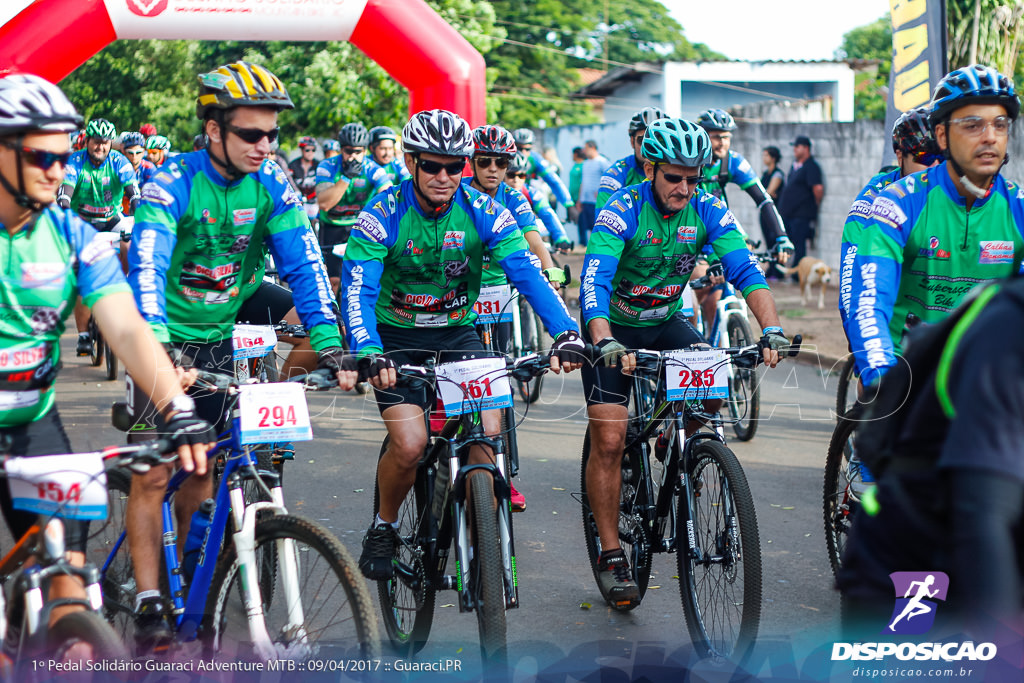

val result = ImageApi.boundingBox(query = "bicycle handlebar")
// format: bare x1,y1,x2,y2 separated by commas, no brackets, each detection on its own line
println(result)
191,367,338,393
0,439,178,476
583,334,802,374
394,352,554,389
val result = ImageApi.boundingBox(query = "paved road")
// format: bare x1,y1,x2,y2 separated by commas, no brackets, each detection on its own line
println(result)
44,333,848,680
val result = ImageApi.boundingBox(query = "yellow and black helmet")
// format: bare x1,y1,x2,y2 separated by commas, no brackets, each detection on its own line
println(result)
196,61,293,119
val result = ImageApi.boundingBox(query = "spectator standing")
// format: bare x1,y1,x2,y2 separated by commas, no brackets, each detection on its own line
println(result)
575,140,610,246
777,135,824,272
760,146,784,201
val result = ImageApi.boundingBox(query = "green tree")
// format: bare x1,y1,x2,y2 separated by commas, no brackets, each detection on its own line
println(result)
835,16,892,120
948,1,1024,82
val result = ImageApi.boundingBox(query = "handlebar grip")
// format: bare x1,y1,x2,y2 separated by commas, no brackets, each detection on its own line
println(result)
562,264,571,285
787,334,802,358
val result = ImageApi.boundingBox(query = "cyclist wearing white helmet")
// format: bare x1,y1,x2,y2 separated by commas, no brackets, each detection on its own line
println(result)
579,118,789,606
0,72,213,632
341,109,585,580
512,127,574,209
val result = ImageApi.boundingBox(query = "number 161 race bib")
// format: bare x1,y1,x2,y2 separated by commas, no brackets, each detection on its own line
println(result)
664,349,729,400
436,357,513,415
239,383,313,444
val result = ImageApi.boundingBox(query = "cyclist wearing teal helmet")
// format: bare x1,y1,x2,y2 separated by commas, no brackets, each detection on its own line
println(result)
578,117,789,606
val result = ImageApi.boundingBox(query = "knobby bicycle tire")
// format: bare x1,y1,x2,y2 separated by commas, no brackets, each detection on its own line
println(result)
468,470,508,664
834,356,858,420
516,302,546,404
580,427,650,610
104,340,118,381
206,514,380,661
88,318,103,367
373,438,435,654
726,315,759,441
47,610,130,662
677,440,761,661
823,414,859,577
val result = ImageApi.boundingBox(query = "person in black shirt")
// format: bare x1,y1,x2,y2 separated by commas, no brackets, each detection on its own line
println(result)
777,135,823,272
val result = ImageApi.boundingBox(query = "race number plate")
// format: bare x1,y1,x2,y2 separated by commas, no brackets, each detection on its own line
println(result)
474,285,514,324
232,324,277,360
436,357,513,415
238,383,313,444
6,453,108,520
665,348,729,400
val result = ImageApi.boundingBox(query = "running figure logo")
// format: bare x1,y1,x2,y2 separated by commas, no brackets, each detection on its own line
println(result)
885,571,949,635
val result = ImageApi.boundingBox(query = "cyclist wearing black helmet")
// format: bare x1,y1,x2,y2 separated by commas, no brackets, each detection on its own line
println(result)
580,118,788,605
316,122,392,293
368,125,411,184
595,106,668,209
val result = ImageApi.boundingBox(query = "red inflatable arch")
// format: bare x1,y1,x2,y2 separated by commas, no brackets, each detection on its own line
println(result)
0,0,485,125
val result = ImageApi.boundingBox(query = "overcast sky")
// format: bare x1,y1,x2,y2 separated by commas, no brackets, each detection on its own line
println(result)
664,0,893,61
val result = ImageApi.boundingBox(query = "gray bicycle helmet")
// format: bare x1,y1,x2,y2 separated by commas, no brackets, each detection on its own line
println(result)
512,128,535,148
338,122,370,148
696,108,737,132
402,109,474,158
628,106,668,135
368,125,397,147
642,119,712,167
0,73,82,136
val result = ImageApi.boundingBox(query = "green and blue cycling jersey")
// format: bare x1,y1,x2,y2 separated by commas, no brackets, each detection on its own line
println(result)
596,155,646,209
127,150,342,351
459,179,540,287
341,179,577,355
315,157,392,231
526,151,572,207
838,167,901,325
700,149,759,203
0,208,129,426
581,182,768,327
377,158,411,185
63,149,137,221
521,183,568,245
847,161,1024,385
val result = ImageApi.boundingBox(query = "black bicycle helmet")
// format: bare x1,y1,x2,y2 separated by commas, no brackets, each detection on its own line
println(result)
696,108,737,132
892,106,940,158
628,106,668,135
338,123,370,148
368,125,397,147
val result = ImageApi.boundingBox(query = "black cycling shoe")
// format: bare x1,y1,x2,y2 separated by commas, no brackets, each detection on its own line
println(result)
134,597,174,655
597,550,639,606
358,523,398,580
76,334,92,357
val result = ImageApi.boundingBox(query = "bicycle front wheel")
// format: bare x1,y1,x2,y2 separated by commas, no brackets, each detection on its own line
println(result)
580,427,650,610
677,440,761,660
516,302,546,404
726,315,759,441
48,610,130,662
467,470,507,664
96,467,143,645
373,439,435,654
834,356,858,419
823,415,859,577
88,319,103,367
206,514,379,661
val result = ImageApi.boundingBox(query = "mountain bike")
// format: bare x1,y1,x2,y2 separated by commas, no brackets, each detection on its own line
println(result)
99,368,379,661
579,337,800,660
822,406,861,577
0,439,176,671
373,353,551,666
83,226,133,382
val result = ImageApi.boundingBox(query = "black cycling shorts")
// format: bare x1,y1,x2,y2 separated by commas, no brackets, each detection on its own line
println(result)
372,324,495,414
0,408,89,553
128,281,296,437
319,224,351,280
580,312,707,407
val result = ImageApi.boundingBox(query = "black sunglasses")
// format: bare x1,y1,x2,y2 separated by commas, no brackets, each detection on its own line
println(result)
2,142,70,169
227,124,280,144
475,156,510,169
416,157,465,176
509,172,528,179
660,170,702,186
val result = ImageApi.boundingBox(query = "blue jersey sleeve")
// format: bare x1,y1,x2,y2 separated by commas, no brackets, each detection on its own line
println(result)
61,151,83,188
580,189,642,323
366,159,393,194
529,151,572,207
727,152,759,190
112,151,137,188
527,186,568,243
695,194,769,296
503,186,539,233
392,158,412,183
315,157,339,188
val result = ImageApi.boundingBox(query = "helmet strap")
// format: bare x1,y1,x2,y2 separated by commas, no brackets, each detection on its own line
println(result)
207,112,245,181
0,135,47,213
411,155,454,214
945,147,1005,200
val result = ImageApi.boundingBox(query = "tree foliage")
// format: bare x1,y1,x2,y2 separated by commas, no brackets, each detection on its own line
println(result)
835,16,892,121
948,0,1024,83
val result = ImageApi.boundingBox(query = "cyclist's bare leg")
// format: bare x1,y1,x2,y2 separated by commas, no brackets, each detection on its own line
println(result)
377,404,429,523
686,398,724,436
278,306,318,378
74,298,90,335
585,403,629,552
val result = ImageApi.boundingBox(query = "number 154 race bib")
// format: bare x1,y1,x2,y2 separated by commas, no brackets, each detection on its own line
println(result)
6,453,108,520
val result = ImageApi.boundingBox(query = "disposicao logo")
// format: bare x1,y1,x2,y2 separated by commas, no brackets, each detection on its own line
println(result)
127,0,169,18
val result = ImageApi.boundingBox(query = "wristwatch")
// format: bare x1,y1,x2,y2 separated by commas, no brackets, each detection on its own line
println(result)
165,394,196,417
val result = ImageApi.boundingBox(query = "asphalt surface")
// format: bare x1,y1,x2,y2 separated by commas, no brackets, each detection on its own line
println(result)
33,330,854,681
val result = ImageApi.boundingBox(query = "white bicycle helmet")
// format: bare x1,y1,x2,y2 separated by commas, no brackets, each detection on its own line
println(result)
0,73,82,136
402,109,474,158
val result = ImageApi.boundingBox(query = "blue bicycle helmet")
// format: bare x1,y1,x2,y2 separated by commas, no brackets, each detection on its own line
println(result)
641,119,712,167
929,64,1019,125
121,131,145,149
696,108,737,132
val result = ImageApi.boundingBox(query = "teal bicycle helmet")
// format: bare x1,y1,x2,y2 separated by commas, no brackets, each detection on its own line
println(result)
85,118,116,140
929,64,1019,125
641,119,711,167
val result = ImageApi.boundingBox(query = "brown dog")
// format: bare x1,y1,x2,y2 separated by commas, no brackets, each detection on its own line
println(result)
780,257,833,309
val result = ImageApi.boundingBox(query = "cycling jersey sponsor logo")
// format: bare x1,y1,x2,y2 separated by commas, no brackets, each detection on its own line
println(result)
871,197,907,227
442,231,465,250
402,240,424,256
581,259,600,311
18,262,65,290
0,344,48,371
355,213,386,243
232,208,257,226
194,233,250,258
599,175,622,192
316,166,333,181
443,258,471,285
205,288,238,305
80,233,117,267
180,286,204,302
352,178,366,188
718,209,737,228
179,260,240,291
677,225,697,243
854,263,887,368
637,229,663,247
415,313,448,327
917,235,950,260
595,210,627,236
200,208,217,225
979,240,1014,264
514,200,531,215
848,198,873,220
141,184,173,206
492,209,515,236
155,172,174,184
127,0,168,18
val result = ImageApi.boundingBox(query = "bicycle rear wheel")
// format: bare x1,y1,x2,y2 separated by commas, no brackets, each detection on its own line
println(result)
580,427,650,610
726,315,759,441
96,468,141,644
88,318,102,367
104,340,118,381
467,470,507,664
677,440,761,660
823,414,859,577
206,514,379,661
373,438,435,654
